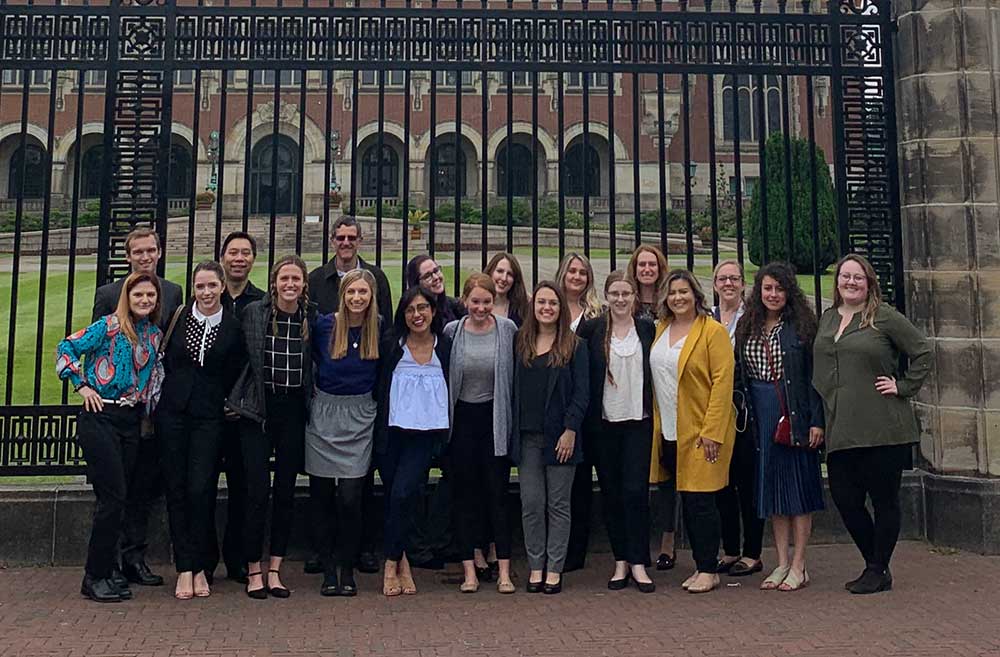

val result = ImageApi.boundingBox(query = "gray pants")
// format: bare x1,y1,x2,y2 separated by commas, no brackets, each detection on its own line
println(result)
519,432,575,574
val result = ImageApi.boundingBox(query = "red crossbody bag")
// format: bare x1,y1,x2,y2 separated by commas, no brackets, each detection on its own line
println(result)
762,335,794,447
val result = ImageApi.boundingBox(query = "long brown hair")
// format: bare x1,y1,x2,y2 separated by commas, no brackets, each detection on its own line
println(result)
516,281,579,368
330,269,380,360
659,269,711,322
626,244,669,311
555,252,603,321
485,252,529,321
832,253,882,330
268,254,310,342
115,271,162,345
735,261,817,352
602,270,637,387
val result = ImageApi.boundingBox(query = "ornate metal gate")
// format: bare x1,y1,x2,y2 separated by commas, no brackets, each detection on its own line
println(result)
0,0,900,474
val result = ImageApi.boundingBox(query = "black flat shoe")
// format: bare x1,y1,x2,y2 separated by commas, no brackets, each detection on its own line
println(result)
728,560,763,577
526,579,544,594
304,556,323,575
475,565,493,583
715,559,738,574
608,573,631,591
81,575,122,603
111,567,129,590
339,569,358,597
122,560,164,586
356,552,379,574
655,553,676,571
227,564,249,585
267,569,291,598
246,570,267,600
542,580,562,595
849,568,893,595
634,578,656,594
320,573,339,597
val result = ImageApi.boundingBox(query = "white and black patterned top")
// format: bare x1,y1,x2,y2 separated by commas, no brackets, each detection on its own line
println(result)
742,321,784,381
264,308,304,391
183,306,223,367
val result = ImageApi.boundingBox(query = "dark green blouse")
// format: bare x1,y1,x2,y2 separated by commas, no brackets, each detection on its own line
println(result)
812,304,931,453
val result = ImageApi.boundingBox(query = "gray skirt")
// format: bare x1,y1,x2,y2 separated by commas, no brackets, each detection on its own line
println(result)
304,389,376,479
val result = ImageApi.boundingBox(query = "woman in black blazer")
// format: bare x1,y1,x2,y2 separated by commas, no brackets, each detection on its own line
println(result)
578,271,656,593
156,260,246,600
511,281,589,594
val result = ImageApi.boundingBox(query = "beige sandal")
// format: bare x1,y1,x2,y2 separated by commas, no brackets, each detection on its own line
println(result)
778,568,809,591
760,565,791,590
383,569,402,597
687,573,719,594
681,570,699,590
460,580,479,593
497,580,516,594
399,571,417,595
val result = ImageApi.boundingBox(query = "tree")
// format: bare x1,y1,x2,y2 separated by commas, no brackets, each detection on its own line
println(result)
747,133,838,274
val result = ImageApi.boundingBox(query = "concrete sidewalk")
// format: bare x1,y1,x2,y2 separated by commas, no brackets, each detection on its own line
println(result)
1,542,998,657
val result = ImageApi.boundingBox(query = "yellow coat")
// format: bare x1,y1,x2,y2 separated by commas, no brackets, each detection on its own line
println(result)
649,315,736,492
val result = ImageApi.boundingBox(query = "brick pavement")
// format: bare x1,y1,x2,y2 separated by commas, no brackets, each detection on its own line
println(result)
1,542,999,657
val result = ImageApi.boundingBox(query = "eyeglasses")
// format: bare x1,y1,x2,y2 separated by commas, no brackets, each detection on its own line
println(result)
334,235,358,243
715,275,742,284
607,291,634,300
419,266,443,282
838,273,867,283
405,302,432,316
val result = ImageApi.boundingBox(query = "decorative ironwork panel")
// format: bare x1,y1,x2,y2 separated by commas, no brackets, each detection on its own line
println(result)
0,407,83,475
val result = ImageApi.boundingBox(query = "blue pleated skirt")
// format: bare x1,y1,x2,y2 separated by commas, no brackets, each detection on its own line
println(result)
750,379,825,519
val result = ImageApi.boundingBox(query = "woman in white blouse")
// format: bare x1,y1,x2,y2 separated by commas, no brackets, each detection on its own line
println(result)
373,286,453,597
578,271,656,593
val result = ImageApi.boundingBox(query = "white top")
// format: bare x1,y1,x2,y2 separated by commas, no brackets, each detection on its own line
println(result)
713,302,745,346
190,305,223,366
602,325,645,422
388,341,449,431
649,327,687,442
570,313,583,332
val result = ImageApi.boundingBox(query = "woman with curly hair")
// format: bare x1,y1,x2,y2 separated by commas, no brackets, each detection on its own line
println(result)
734,262,825,592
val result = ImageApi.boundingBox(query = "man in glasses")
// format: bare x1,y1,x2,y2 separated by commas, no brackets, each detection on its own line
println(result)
307,215,392,576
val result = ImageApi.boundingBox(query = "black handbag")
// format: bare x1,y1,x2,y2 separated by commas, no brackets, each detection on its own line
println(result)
224,363,264,426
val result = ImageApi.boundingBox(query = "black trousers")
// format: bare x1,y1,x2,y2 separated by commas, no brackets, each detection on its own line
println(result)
827,444,910,572
205,419,248,576
717,430,764,560
309,475,365,574
653,440,678,535
241,392,306,563
77,405,142,579
378,428,436,561
681,491,722,573
449,401,512,561
590,418,652,565
120,428,161,567
158,411,223,573
565,437,594,570
307,465,379,564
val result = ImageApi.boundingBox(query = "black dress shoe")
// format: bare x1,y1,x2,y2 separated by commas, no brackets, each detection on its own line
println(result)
246,570,267,600
338,568,358,597
526,579,544,594
849,568,893,595
81,575,122,603
122,561,164,586
608,573,631,591
267,569,291,598
304,556,324,575
728,560,764,577
111,579,133,600
356,552,379,574
110,567,130,591
227,564,249,585
655,553,676,571
715,559,737,574
634,578,656,594
320,572,340,597
542,579,562,595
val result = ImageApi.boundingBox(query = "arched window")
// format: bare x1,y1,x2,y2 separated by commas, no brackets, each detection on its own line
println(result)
497,142,532,196
80,145,104,198
249,135,300,215
564,142,600,196
8,144,46,199
722,75,783,142
360,144,399,197
433,143,466,197
168,143,193,198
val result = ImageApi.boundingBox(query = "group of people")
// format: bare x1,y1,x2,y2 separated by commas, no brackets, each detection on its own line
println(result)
57,218,931,603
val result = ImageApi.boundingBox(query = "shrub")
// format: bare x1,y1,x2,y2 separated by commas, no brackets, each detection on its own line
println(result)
746,133,838,274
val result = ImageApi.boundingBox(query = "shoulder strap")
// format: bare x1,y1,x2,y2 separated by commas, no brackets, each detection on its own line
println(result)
158,306,185,356
762,331,788,417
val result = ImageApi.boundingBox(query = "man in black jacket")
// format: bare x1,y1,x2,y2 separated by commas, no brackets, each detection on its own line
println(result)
91,227,184,589
306,216,392,575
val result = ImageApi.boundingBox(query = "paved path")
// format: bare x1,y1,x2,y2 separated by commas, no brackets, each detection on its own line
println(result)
1,542,998,657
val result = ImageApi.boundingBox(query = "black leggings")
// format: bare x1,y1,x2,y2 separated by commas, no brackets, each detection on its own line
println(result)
590,419,652,565
241,391,306,563
449,400,512,561
716,429,764,560
827,444,910,572
308,475,365,575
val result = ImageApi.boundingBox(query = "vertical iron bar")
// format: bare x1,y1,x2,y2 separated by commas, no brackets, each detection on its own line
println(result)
5,75,30,404
506,71,514,252
216,69,229,247
807,74,822,314
632,72,640,249
582,74,591,258
531,68,539,287
557,70,565,260
656,72,669,261
454,71,463,295
322,68,333,264
241,71,254,231
185,70,202,296
402,67,412,288
349,69,359,217
32,70,58,403
267,71,279,270
377,69,386,267
63,70,87,403
781,71,795,261
480,67,489,269
429,68,438,259
296,73,306,254
707,72,720,269
607,0,617,271
881,0,905,309
96,1,121,288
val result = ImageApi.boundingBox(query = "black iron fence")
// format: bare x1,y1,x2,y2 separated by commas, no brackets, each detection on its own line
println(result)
0,0,899,474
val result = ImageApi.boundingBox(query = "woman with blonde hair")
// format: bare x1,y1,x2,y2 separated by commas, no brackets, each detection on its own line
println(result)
649,269,735,594
814,254,931,594
626,245,669,322
306,268,384,597
555,252,603,332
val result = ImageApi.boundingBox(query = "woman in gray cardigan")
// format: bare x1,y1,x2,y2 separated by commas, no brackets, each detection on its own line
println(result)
443,273,518,594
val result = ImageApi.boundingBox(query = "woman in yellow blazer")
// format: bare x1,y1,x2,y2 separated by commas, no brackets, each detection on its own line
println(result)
649,269,736,594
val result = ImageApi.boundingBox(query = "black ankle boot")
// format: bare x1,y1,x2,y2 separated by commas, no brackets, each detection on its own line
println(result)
848,567,893,594
81,574,122,603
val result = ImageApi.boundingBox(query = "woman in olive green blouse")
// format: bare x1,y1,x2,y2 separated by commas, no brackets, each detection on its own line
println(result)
812,254,931,595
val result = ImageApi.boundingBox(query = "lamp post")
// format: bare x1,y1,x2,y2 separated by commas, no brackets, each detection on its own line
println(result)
328,130,342,208
206,130,220,193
